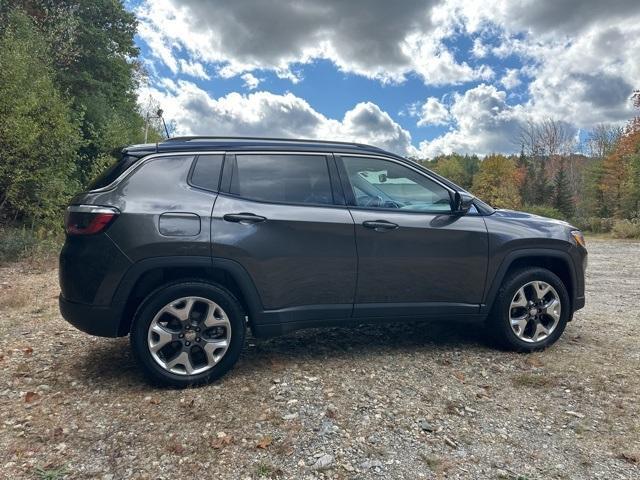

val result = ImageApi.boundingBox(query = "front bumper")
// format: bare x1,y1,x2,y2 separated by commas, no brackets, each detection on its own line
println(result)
59,295,121,337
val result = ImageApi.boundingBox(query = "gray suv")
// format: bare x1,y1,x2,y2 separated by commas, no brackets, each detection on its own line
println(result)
59,137,587,387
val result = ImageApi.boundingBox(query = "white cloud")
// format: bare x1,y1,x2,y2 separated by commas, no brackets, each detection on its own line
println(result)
500,68,521,90
179,59,210,80
136,0,490,85
240,73,261,90
418,83,526,157
140,80,416,156
415,97,451,126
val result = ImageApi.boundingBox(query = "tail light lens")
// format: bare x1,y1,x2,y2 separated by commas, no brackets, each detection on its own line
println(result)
64,205,120,236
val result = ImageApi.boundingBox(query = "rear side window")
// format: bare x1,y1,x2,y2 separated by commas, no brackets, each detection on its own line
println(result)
190,154,224,191
88,155,140,190
229,154,333,205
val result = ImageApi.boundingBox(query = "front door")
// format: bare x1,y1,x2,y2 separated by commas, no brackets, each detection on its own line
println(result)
336,154,488,318
211,152,357,322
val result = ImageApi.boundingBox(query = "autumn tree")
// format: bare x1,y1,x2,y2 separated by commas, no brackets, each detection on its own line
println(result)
471,155,522,209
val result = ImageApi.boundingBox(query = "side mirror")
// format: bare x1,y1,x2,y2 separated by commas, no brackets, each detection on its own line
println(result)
452,191,474,215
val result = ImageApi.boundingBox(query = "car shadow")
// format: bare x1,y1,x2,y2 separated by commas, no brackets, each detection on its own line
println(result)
75,318,489,388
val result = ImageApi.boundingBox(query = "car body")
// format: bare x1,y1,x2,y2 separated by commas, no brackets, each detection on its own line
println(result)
59,137,587,386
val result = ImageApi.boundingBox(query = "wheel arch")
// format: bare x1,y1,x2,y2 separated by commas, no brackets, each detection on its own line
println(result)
482,249,577,315
112,256,263,336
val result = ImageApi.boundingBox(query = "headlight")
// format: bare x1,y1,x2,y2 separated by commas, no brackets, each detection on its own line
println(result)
570,230,586,248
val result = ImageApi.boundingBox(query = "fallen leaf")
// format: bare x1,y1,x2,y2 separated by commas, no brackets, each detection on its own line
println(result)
526,356,543,368
452,371,465,381
211,436,234,449
256,436,272,449
25,391,39,403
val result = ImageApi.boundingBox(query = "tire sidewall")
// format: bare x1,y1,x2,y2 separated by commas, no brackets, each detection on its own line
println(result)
493,268,570,351
130,282,245,387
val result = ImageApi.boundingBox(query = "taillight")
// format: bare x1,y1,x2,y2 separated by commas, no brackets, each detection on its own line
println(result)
64,205,120,236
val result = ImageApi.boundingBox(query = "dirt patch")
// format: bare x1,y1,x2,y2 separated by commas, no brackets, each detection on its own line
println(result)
0,238,639,479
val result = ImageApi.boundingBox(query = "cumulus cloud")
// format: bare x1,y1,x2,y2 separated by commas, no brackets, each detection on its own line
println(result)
414,97,451,126
141,80,416,155
135,0,640,157
241,73,261,90
418,84,525,157
500,69,521,90
136,0,491,85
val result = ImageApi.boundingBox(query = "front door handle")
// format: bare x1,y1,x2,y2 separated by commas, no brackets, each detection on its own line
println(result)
362,220,398,231
223,213,267,224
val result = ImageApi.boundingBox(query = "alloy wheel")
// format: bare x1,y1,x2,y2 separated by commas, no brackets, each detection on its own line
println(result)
509,281,561,343
147,296,231,375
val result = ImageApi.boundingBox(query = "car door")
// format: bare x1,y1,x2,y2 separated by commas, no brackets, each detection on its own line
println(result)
336,154,489,318
211,152,357,323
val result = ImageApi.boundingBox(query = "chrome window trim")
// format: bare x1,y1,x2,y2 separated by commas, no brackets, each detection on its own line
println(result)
87,149,448,197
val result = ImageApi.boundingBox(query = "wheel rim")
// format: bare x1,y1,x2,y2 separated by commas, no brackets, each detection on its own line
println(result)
147,296,231,376
509,281,561,343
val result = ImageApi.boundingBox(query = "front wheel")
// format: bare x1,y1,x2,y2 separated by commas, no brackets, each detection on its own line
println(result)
130,281,245,387
487,268,570,352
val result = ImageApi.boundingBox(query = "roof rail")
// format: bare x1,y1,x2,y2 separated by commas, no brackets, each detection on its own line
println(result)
162,135,383,150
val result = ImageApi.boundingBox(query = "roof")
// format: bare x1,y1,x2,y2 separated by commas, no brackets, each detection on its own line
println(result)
123,136,398,158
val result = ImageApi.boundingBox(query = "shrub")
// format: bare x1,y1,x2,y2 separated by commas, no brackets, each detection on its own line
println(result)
522,205,567,221
571,217,614,233
611,219,640,239
0,225,62,265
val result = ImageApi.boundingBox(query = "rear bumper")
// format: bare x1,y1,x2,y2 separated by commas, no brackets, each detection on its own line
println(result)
59,295,121,337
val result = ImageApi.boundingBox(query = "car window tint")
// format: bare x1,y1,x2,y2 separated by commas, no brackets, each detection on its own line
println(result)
190,154,224,191
230,154,333,205
342,156,451,212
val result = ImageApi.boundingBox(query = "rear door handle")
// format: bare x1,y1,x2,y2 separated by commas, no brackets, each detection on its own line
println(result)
362,220,398,231
223,213,267,224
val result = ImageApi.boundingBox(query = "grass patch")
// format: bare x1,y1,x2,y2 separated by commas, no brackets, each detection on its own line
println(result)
34,465,69,480
511,373,558,388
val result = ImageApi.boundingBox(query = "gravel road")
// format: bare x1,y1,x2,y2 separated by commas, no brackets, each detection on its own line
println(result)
1,238,639,479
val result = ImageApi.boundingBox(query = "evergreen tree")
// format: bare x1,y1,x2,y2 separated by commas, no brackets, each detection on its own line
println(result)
553,162,575,218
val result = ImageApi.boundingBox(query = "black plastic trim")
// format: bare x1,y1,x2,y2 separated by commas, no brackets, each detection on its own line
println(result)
481,248,581,314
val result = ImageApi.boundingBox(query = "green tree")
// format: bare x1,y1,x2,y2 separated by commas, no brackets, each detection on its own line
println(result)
552,161,575,217
0,10,81,227
2,0,157,185
429,153,479,190
471,155,522,209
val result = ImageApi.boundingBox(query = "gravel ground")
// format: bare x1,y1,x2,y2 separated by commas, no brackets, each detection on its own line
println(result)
1,238,639,480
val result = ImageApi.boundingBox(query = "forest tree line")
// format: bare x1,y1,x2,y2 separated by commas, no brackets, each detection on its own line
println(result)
421,101,640,237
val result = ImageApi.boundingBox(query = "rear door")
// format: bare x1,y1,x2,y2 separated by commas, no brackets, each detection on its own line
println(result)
336,154,489,318
211,152,357,322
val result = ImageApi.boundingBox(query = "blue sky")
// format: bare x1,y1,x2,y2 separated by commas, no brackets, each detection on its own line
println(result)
128,0,639,157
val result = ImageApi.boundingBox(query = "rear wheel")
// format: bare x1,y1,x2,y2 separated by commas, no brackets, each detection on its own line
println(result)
130,281,245,387
487,268,570,351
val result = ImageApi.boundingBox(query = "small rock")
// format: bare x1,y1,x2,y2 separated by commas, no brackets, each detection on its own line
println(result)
360,459,383,470
311,454,334,470
282,412,298,420
418,419,435,432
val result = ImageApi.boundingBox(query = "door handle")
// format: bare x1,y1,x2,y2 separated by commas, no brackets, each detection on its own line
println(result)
223,213,267,224
362,220,398,231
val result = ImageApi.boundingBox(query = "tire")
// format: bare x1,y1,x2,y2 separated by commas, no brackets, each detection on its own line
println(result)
130,281,246,387
487,267,570,352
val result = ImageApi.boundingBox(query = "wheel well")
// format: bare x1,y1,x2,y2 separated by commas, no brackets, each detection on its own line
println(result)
118,266,249,335
504,256,574,307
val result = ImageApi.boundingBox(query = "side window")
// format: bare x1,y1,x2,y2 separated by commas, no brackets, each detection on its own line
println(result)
230,154,333,205
341,156,452,212
190,154,224,191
